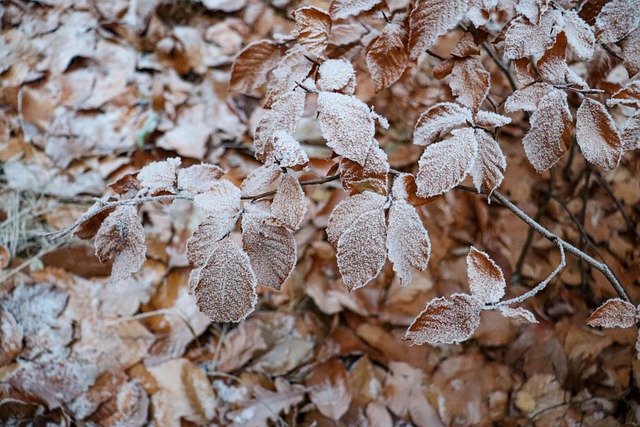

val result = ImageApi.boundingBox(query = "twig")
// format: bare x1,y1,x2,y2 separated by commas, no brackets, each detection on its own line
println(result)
455,185,631,302
240,174,341,201
593,171,640,243
426,49,446,61
482,42,518,93
554,84,604,95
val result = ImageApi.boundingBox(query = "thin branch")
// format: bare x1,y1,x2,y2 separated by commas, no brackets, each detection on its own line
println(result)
593,171,640,243
240,174,341,201
455,185,631,302
426,49,446,61
482,42,518,93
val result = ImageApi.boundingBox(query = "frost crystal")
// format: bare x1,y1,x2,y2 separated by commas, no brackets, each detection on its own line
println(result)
317,59,356,95
466,247,506,304
193,180,241,215
177,164,225,194
271,175,307,230
327,191,387,247
137,157,181,194
413,102,472,146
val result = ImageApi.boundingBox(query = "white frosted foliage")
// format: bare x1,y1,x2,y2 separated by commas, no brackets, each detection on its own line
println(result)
470,129,506,195
138,157,181,194
587,298,638,329
240,164,282,197
186,213,233,266
317,59,356,95
499,307,538,324
177,164,225,194
193,180,241,215
271,175,307,230
576,98,623,171
254,91,306,161
466,247,505,304
413,102,472,146
327,191,387,247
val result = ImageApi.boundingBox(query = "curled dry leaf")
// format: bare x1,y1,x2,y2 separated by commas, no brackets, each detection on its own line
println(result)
576,98,623,170
408,0,468,60
177,164,225,194
366,17,409,92
504,82,554,112
607,80,640,107
499,306,539,323
137,157,181,195
242,209,297,290
229,40,284,93
317,92,376,165
337,208,387,291
467,246,505,304
317,59,356,95
305,359,351,420
405,293,482,345
329,0,382,20
327,191,387,247
594,0,640,44
189,238,257,322
562,10,595,60
255,90,307,160
470,129,506,195
271,174,307,230
186,213,233,266
95,205,146,283
416,128,478,198
267,131,309,171
536,32,587,87
522,89,571,172
240,163,282,197
292,6,332,56
586,298,638,328
413,102,472,146
391,173,436,207
515,0,548,24
193,179,241,215
339,144,389,196
474,110,512,128
386,199,431,286
449,57,490,113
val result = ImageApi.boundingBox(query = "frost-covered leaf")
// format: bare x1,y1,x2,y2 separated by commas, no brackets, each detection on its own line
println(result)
266,131,309,171
292,6,332,55
414,102,472,146
622,111,640,150
586,298,638,328
576,98,623,170
516,0,549,24
317,59,356,95
242,209,297,290
467,247,505,304
366,17,409,92
255,90,307,160
474,111,512,128
329,0,382,20
305,359,351,420
189,238,257,322
391,173,436,207
522,89,571,172
186,213,233,266
537,32,587,87
317,92,376,165
137,157,181,195
193,180,241,214
271,174,307,230
450,32,480,58
470,129,506,195
177,164,225,194
408,0,468,60
230,40,284,93
337,208,387,291
620,27,640,76
416,128,478,198
499,306,539,323
0,308,22,366
449,57,490,113
594,0,640,44
562,10,595,60
386,199,431,286
265,48,314,107
339,144,389,196
504,83,554,112
608,80,640,107
240,163,282,197
327,191,387,247
405,293,482,345
95,205,146,283
504,11,563,59
227,378,305,425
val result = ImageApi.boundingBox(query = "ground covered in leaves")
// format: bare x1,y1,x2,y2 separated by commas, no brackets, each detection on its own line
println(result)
1,0,640,426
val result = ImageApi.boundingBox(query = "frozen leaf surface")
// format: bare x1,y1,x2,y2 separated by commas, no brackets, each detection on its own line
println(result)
416,128,478,198
291,6,331,56
474,111,512,128
409,0,468,60
608,80,640,107
317,92,375,165
271,175,307,230
137,157,181,195
193,180,241,215
327,191,387,247
255,90,306,160
449,57,490,113
366,18,409,92
587,298,638,328
504,83,554,112
470,129,506,195
339,144,389,196
177,164,225,194
414,102,472,146
95,205,146,283
305,359,351,420
317,59,356,94
594,0,640,43
267,131,309,171
189,238,257,323
499,307,539,323
337,208,387,291
622,111,640,151
562,10,595,60
229,40,283,93
329,0,382,20
386,199,431,286
504,11,563,59
186,213,233,266
405,293,482,345
240,164,282,197
467,247,505,304
576,98,623,170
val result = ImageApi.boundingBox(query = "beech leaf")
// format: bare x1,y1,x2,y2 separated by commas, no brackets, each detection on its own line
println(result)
186,213,233,266
177,164,225,194
229,40,284,94
271,174,307,230
408,0,468,60
317,59,356,95
386,199,431,286
327,191,387,247
586,298,638,328
594,0,640,44
576,98,623,170
474,111,512,128
504,11,563,59
240,163,282,197
470,129,506,195
413,102,472,146
305,359,351,420
504,83,554,113
622,111,640,151
267,131,309,171
291,6,332,56
467,247,505,304
416,128,478,198
449,57,490,113
137,157,181,195
608,81,640,107
339,144,389,196
405,293,482,345
189,238,257,323
366,18,409,92
95,205,146,283
329,0,382,20
499,307,539,323
562,10,595,60
193,180,241,215
255,90,307,161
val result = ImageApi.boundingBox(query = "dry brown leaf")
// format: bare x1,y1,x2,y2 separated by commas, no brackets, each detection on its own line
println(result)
339,144,389,196
594,0,640,44
177,164,225,194
620,27,640,75
608,80,640,107
255,90,307,160
292,6,332,56
405,293,482,344
327,191,387,247
386,199,431,286
0,308,22,365
95,205,146,283
271,174,307,230
467,247,505,304
586,298,638,328
499,306,539,323
266,131,309,171
504,11,563,59
622,111,640,151
413,102,472,146
305,359,352,420
522,89,571,172
137,158,180,195
576,98,623,170
504,82,554,112
329,0,383,20
100,381,149,427
193,179,241,215
408,0,467,60
229,40,284,93
562,10,595,60
470,129,506,195
189,238,257,322
449,57,490,113
366,16,409,92
317,59,356,94
186,213,233,266
240,163,282,197
416,128,478,198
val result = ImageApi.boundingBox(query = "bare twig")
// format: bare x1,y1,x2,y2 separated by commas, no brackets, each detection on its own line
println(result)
240,174,341,201
593,171,640,243
426,49,446,61
482,42,518,93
